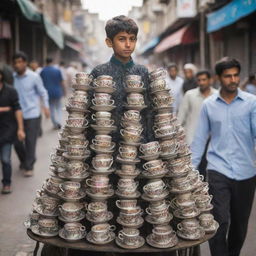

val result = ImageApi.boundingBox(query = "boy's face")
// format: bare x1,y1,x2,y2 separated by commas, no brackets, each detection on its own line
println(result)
106,31,137,60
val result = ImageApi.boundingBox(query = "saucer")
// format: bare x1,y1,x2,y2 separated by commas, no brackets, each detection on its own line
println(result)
153,104,173,111
120,141,141,147
31,225,59,238
72,84,92,91
115,190,141,199
90,144,115,154
66,106,90,113
124,87,146,93
63,152,90,161
203,220,219,234
87,231,115,245
91,105,116,112
86,212,113,224
58,171,90,182
141,169,168,179
177,227,205,240
58,190,86,202
141,190,169,202
59,228,86,242
155,132,176,140
116,236,145,249
58,211,86,223
116,155,140,164
65,125,89,133
169,185,195,194
124,104,147,111
174,208,201,219
33,203,59,217
90,124,117,134
199,204,214,213
93,86,116,94
146,234,178,248
160,152,177,160
115,169,140,178
145,213,173,225
150,88,170,94
139,153,160,161
42,184,59,197
86,189,114,200
116,216,144,228
90,168,115,175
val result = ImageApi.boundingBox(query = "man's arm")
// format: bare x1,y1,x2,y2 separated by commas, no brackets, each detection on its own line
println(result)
35,75,50,118
15,110,25,141
177,92,190,127
251,100,256,139
0,107,11,112
191,103,210,168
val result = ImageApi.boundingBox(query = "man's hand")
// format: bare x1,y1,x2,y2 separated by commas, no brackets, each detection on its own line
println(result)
0,106,11,112
43,107,50,119
17,129,25,141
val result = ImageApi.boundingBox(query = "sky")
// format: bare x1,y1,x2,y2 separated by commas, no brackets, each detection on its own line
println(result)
82,0,143,21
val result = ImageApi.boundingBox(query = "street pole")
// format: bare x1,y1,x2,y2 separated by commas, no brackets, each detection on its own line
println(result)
199,10,206,68
15,16,20,52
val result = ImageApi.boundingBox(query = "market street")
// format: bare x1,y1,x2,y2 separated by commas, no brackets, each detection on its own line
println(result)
0,118,255,256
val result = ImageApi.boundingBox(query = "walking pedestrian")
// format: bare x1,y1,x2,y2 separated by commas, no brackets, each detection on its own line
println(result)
166,63,184,113
182,63,197,93
178,70,217,145
40,58,65,130
13,52,50,177
243,73,256,95
0,69,25,194
191,57,256,256
29,60,42,74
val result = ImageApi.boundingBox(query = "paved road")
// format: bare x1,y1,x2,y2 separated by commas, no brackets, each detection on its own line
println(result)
0,118,255,255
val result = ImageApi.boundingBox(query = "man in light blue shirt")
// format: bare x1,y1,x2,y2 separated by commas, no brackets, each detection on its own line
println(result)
191,57,256,256
13,52,50,177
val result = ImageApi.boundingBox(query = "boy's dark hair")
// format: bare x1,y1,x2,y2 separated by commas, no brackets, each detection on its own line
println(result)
46,57,53,64
12,51,28,62
196,70,211,79
215,57,241,76
0,69,4,82
167,63,178,70
105,15,138,40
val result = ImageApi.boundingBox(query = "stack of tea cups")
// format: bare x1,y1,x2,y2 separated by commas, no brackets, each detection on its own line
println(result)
86,75,116,245
115,75,145,249
57,72,94,241
27,72,94,240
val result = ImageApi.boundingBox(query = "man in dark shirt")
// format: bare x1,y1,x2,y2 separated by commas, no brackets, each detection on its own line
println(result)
182,63,198,94
0,69,25,194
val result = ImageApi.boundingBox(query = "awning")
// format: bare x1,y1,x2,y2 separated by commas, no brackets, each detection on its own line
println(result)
65,41,83,52
207,0,256,33
140,37,160,55
154,24,198,53
43,16,64,49
16,0,41,22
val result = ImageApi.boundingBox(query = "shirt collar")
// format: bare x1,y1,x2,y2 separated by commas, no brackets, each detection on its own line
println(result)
14,68,29,77
110,55,134,69
216,88,245,103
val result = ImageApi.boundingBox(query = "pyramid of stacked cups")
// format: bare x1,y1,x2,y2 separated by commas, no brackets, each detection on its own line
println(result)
25,72,92,242
114,75,146,249
148,68,218,242
85,75,117,245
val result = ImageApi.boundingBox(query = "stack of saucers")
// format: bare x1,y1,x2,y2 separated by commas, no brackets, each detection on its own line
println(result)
115,75,145,249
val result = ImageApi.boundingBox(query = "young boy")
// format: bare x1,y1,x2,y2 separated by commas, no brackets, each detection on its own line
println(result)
90,15,154,142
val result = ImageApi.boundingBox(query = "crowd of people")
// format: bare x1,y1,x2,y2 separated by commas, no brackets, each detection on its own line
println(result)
0,15,255,256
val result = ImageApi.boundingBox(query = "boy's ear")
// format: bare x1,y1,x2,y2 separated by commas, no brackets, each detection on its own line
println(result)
105,38,113,48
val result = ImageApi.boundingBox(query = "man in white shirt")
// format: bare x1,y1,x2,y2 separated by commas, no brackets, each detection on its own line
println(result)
166,63,184,113
178,70,217,145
